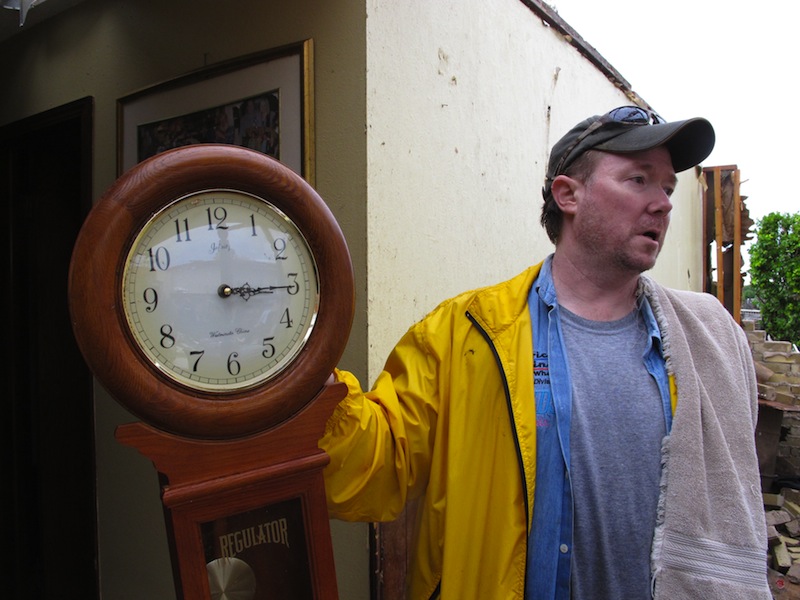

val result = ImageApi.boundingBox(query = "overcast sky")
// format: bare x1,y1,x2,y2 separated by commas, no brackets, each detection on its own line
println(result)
550,0,798,224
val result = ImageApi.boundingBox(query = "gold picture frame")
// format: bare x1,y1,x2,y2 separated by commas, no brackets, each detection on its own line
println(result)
117,40,314,185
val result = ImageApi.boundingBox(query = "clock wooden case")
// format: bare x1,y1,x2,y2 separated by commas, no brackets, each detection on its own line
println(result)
69,144,354,440
69,144,353,599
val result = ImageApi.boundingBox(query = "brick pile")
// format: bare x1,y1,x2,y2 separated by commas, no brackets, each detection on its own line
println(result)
744,320,800,594
744,320,800,476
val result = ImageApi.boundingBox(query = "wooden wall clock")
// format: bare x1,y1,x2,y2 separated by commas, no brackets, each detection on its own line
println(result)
69,144,354,599
69,143,353,439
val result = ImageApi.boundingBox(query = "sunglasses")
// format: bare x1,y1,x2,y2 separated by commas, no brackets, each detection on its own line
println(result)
548,106,666,185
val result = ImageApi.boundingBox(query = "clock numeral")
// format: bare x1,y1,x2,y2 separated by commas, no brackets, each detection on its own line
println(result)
147,247,170,271
174,217,191,242
273,238,288,260
227,352,241,376
190,350,204,372
142,287,158,312
206,206,229,230
249,214,258,237
160,324,175,349
286,273,299,295
280,308,293,329
262,337,276,359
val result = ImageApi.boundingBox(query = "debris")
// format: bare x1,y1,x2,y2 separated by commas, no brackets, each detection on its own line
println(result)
766,489,800,582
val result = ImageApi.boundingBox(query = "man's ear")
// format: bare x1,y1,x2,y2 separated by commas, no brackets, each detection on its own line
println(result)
550,174,581,216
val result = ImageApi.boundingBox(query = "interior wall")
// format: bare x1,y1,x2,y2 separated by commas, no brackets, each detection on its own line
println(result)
0,0,370,598
364,0,706,378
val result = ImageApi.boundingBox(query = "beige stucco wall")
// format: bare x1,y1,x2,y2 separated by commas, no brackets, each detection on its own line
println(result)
364,0,705,377
1,0,706,597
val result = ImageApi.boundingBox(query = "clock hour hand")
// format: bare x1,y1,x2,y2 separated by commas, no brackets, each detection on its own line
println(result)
218,282,296,301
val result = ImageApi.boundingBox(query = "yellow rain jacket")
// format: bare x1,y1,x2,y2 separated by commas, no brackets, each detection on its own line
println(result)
320,264,542,599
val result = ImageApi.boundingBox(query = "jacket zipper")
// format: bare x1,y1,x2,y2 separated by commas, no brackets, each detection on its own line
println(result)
466,310,530,526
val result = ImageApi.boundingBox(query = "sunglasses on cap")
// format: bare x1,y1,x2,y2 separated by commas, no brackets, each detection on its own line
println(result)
549,106,666,183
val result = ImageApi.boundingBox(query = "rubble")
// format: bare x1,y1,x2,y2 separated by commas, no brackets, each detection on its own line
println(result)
745,319,800,479
746,320,800,409
767,488,800,598
746,319,800,597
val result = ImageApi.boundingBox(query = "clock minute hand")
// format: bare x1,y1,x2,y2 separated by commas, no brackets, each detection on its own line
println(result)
218,283,294,301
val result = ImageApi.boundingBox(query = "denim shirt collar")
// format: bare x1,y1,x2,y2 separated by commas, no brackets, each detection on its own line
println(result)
533,254,558,309
638,291,665,356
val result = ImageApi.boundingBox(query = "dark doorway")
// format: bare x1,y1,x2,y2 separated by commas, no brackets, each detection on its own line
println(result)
1,98,97,599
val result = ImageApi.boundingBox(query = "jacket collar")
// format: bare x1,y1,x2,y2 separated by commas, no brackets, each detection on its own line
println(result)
465,261,544,337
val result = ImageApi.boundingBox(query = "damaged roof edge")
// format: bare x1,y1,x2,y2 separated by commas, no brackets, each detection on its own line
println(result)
520,0,653,110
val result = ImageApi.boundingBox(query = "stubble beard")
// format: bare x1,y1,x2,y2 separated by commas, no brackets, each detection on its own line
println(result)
575,211,664,276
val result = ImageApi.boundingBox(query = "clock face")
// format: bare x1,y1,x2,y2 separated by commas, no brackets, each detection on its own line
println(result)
122,189,320,392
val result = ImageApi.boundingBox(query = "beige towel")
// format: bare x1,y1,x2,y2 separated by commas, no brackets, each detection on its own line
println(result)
642,279,771,599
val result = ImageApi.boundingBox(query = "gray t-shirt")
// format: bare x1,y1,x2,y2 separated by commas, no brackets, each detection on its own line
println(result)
560,305,665,599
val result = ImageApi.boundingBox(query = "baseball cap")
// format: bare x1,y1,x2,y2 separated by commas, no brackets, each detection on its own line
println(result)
542,106,715,199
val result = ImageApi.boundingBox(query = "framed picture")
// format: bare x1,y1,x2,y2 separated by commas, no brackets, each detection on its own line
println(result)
117,40,314,184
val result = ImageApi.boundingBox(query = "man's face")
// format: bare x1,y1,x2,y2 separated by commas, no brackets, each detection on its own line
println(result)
571,146,677,275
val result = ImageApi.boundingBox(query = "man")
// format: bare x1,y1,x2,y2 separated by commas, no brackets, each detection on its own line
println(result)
320,107,770,599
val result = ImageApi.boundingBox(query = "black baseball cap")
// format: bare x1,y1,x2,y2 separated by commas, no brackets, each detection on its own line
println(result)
542,106,715,199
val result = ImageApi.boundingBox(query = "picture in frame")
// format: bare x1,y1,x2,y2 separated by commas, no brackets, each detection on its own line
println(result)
117,40,314,184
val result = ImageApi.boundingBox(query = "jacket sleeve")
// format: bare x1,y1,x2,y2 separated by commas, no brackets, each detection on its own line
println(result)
319,318,442,522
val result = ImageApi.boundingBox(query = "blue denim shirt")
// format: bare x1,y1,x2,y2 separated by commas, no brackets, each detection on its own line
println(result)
524,256,672,599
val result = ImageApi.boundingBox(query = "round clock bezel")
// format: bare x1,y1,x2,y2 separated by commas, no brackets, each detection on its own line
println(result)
69,144,354,439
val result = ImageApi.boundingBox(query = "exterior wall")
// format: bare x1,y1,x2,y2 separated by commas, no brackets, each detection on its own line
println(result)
1,0,708,597
364,0,706,378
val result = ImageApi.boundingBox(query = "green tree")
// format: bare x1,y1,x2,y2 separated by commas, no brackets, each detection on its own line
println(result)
749,212,800,347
